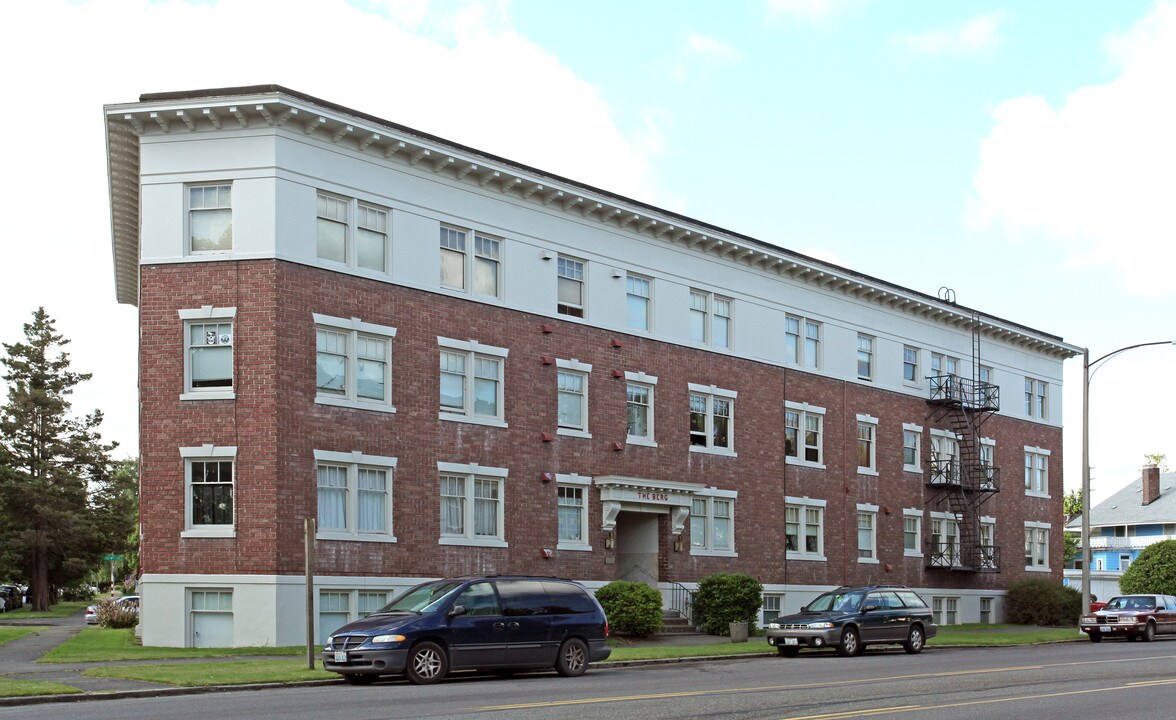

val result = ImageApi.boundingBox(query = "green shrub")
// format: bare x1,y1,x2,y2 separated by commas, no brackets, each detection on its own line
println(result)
61,586,93,602
1120,540,1176,595
595,581,662,637
1004,578,1081,626
692,573,764,636
95,599,139,629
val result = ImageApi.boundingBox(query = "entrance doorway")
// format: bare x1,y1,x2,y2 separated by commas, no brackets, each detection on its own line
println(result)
615,511,660,586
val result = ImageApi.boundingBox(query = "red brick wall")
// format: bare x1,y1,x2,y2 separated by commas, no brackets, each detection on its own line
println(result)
139,259,1065,591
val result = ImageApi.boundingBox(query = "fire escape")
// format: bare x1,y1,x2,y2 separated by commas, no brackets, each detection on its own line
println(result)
924,309,1001,572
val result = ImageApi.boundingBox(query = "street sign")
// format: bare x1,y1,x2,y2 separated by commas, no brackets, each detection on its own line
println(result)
103,555,123,561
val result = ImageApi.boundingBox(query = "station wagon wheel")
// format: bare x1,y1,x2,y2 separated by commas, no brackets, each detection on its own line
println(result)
1142,621,1156,642
903,625,924,654
556,637,588,677
406,641,448,685
836,626,862,657
777,646,800,657
342,673,377,685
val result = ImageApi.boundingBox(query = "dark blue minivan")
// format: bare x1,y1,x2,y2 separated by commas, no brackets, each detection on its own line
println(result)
322,575,611,684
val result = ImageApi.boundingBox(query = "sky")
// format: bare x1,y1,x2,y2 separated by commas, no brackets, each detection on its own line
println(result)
1,0,1173,506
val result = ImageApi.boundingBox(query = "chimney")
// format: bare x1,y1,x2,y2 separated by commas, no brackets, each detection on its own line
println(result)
1142,464,1161,506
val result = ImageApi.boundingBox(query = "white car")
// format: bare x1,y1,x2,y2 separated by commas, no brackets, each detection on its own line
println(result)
85,595,139,625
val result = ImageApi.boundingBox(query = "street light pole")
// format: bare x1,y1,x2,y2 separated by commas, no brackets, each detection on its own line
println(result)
1081,340,1176,615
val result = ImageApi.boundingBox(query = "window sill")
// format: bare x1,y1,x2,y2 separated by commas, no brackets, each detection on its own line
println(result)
1025,565,1052,573
857,467,879,477
625,436,658,448
785,458,826,470
690,549,737,558
689,446,737,458
903,466,923,474
556,542,593,552
786,553,826,562
180,391,236,401
316,396,397,414
904,550,924,558
1025,491,1051,499
556,428,592,439
439,537,509,548
317,532,398,544
181,528,236,539
857,557,880,564
438,412,508,429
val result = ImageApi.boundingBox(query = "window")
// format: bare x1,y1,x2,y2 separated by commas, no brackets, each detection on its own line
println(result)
557,256,585,317
691,491,736,556
1025,522,1050,570
317,193,349,264
1024,446,1050,497
319,591,350,645
856,415,878,474
902,423,922,472
440,226,500,297
189,184,232,253
556,359,592,437
903,346,919,383
1024,378,1048,418
932,596,959,626
761,594,783,626
930,515,960,567
689,384,736,454
180,444,236,538
784,315,821,367
689,290,732,348
438,337,508,426
626,274,652,331
979,365,993,385
903,509,922,557
931,430,960,485
785,401,824,466
315,193,390,271
785,496,825,560
189,589,233,647
857,334,874,380
437,462,509,547
314,450,397,542
179,306,236,400
857,505,878,562
980,597,994,624
556,474,591,551
314,314,396,412
980,518,996,569
980,439,996,489
624,372,657,446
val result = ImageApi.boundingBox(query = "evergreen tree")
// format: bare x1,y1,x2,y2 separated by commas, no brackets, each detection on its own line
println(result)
0,308,118,610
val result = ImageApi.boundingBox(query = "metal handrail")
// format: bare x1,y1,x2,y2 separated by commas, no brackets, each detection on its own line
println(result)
667,581,694,624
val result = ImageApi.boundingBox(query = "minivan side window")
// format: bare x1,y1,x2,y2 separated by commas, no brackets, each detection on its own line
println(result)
498,580,549,616
453,582,500,617
542,581,596,614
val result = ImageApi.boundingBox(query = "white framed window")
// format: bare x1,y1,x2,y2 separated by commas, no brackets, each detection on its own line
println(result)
856,414,878,475
189,589,233,648
1024,446,1050,497
932,353,960,378
689,290,732,348
626,274,652,331
440,226,501,297
317,193,349,264
180,444,237,538
979,365,993,385
357,204,389,273
784,315,821,368
690,489,737,556
932,596,959,625
315,193,389,272
556,473,592,551
556,359,592,437
1024,378,1048,419
188,183,232,253
785,496,825,560
761,594,783,626
856,334,874,380
437,462,509,548
625,372,657,447
688,384,736,455
438,337,508,427
903,345,919,383
785,401,825,467
179,306,236,400
980,596,994,624
930,513,960,567
903,509,922,557
1025,521,1050,571
557,255,586,317
314,314,396,413
319,589,390,644
980,438,996,489
930,429,960,486
902,423,923,472
314,450,397,543
980,517,997,569
857,504,878,563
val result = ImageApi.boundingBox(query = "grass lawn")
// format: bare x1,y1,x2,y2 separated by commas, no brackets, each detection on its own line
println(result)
606,642,772,662
4,601,90,619
84,660,334,687
0,677,82,698
41,627,316,663
0,626,49,646
929,623,1079,645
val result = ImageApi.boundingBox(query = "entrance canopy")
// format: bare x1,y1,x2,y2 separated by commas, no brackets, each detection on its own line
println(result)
594,476,708,536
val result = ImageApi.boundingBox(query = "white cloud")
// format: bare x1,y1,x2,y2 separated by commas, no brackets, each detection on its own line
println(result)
968,1,1176,298
765,0,860,23
671,31,743,84
892,11,1007,57
0,0,663,457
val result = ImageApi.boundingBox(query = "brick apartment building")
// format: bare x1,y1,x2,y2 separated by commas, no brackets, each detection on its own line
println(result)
105,86,1079,647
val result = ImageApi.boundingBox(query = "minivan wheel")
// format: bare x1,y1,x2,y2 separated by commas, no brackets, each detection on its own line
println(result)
406,641,448,685
903,625,925,654
342,673,377,685
836,627,862,657
556,637,588,677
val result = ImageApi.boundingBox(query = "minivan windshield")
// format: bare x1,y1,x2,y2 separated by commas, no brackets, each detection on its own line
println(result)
377,580,464,614
805,591,864,613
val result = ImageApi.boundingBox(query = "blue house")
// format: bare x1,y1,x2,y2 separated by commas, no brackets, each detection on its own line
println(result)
1065,465,1175,599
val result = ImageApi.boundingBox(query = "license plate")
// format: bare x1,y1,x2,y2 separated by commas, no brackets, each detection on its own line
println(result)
1100,626,1111,633
334,651,348,663
784,637,799,645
